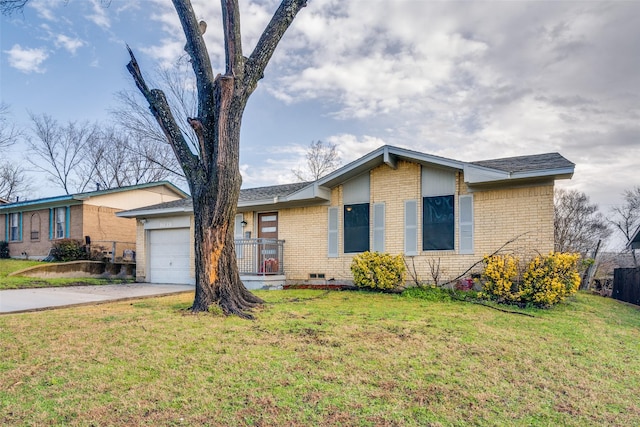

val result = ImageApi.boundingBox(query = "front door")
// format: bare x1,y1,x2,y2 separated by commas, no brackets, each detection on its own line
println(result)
258,212,279,273
258,212,278,239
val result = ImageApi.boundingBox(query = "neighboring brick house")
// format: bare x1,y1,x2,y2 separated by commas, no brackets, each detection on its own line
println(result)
0,181,187,259
118,145,574,287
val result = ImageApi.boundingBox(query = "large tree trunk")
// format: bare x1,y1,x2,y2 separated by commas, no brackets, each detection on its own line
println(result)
189,106,263,317
126,0,307,317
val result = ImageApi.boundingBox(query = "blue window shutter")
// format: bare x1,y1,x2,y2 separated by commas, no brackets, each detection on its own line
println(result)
4,214,7,241
49,209,53,240
65,206,70,238
404,200,418,256
328,207,339,258
459,195,474,254
373,203,385,253
19,212,23,241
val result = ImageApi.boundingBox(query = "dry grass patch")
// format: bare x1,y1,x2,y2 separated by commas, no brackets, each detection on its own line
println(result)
1,290,639,426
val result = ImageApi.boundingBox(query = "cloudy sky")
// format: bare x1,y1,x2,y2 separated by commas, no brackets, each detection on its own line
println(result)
1,1,639,222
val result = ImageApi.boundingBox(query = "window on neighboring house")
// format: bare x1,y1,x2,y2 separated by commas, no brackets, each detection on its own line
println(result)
55,207,66,239
30,213,40,241
422,195,454,250
9,213,20,241
344,203,370,253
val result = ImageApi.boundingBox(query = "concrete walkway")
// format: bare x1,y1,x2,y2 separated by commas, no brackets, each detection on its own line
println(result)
0,283,194,314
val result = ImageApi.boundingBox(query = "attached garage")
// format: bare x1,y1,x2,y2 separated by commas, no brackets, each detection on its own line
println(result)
148,228,192,284
139,215,194,285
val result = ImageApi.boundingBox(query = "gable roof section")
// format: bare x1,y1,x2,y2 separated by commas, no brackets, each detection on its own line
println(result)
0,181,188,213
117,146,575,218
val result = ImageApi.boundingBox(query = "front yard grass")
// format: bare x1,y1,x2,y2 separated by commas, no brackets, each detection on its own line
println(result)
0,259,132,290
1,289,639,426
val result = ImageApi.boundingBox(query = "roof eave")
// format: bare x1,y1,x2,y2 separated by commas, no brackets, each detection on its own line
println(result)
116,205,193,218
317,145,465,188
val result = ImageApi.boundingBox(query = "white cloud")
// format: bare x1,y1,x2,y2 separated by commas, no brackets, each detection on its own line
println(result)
4,45,49,74
28,0,66,21
54,34,85,55
85,0,110,29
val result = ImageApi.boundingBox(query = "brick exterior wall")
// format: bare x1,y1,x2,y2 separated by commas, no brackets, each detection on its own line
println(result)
133,160,557,286
278,161,556,284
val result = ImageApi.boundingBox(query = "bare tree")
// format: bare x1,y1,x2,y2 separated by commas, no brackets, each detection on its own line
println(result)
127,0,307,316
0,103,29,201
292,140,341,182
554,188,610,254
610,186,640,266
0,102,21,151
88,127,184,189
0,162,31,201
0,0,28,16
27,113,101,194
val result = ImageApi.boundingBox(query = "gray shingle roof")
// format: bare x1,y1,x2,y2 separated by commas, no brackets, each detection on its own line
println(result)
239,182,311,202
120,182,312,215
470,152,574,173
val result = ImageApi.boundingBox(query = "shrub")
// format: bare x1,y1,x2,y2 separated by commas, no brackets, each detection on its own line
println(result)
51,239,87,262
520,252,581,306
0,241,9,258
351,251,406,291
480,252,581,307
481,254,521,303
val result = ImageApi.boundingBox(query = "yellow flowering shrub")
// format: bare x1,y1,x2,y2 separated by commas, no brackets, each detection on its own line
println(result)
480,252,581,307
481,254,521,302
351,251,406,290
520,252,581,307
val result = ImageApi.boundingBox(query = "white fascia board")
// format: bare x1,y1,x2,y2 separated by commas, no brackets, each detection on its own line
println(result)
464,164,575,185
463,164,510,184
116,205,193,218
510,167,575,181
286,183,331,202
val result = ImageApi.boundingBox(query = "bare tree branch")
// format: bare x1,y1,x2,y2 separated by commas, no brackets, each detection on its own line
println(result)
0,103,21,151
245,0,307,92
172,0,215,118
0,162,31,201
126,46,199,179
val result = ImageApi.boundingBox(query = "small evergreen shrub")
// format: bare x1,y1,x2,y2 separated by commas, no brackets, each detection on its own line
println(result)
0,241,9,258
51,239,87,262
480,252,581,307
351,251,406,291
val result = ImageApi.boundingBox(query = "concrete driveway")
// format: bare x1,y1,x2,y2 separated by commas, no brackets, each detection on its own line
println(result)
0,283,194,314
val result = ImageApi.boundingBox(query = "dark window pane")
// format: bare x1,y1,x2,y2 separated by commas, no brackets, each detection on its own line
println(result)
344,203,369,253
423,195,454,250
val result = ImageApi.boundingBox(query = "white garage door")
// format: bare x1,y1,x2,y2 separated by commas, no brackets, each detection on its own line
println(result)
148,228,193,285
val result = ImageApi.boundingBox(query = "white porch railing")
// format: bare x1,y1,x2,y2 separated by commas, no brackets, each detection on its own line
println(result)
235,238,284,275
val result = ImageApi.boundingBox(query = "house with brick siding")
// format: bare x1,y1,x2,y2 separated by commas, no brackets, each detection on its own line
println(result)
117,145,574,288
0,181,187,260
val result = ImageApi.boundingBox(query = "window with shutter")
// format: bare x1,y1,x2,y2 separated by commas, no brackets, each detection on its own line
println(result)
404,200,418,255
373,203,385,252
328,207,339,258
459,195,474,254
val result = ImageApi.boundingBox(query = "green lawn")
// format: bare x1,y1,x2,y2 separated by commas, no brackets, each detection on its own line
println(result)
0,259,132,290
1,289,638,426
